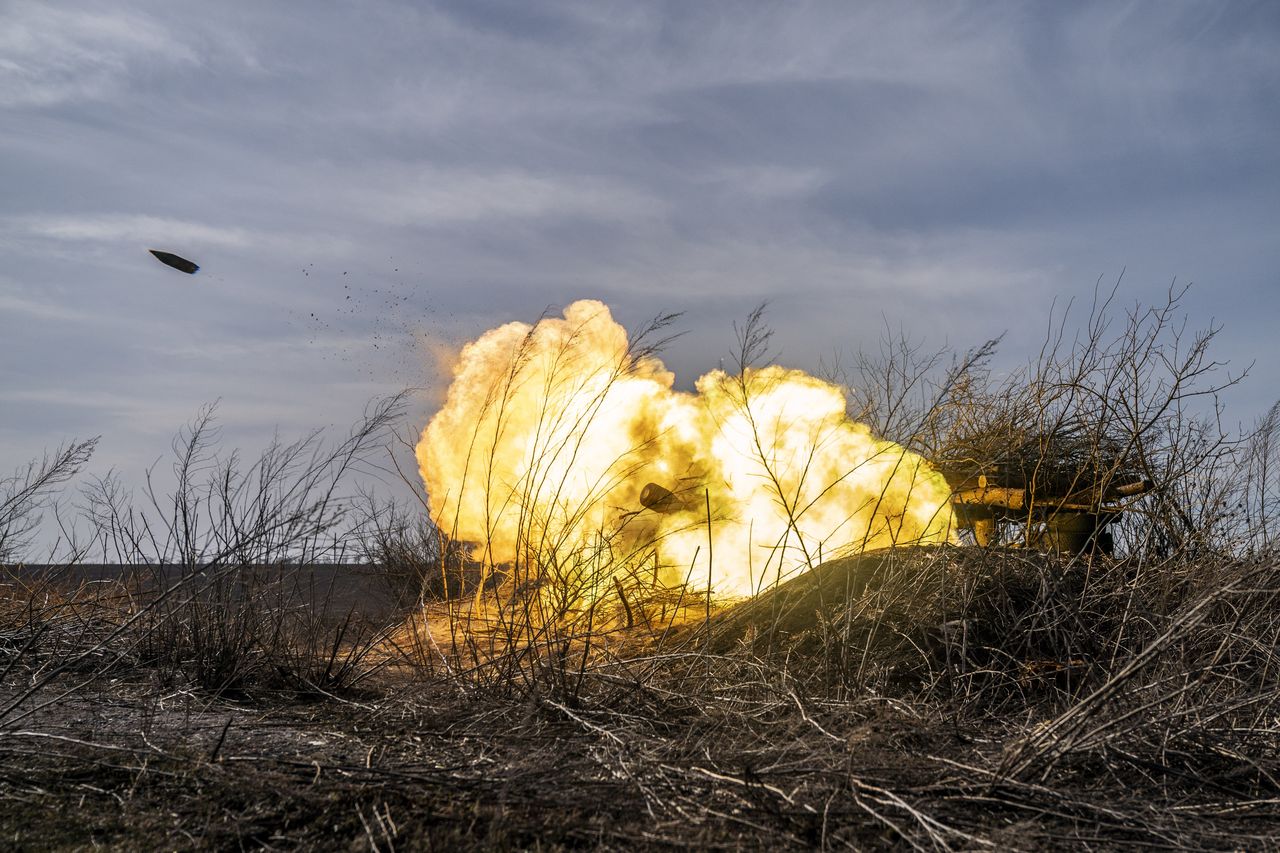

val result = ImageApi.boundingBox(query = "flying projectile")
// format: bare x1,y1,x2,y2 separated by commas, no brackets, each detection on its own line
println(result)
149,250,199,274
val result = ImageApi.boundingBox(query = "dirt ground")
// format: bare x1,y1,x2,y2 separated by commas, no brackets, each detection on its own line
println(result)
3,552,1279,850
3,669,1276,851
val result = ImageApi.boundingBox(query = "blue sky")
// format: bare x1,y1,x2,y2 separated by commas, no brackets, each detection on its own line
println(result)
2,1,1278,503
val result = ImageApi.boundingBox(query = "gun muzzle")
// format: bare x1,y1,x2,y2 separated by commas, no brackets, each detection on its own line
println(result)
639,482,685,514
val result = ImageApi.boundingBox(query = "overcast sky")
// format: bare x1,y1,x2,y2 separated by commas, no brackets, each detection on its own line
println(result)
3,0,1278,511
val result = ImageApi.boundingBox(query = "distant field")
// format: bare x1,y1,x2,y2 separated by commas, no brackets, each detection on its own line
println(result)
9,563,406,624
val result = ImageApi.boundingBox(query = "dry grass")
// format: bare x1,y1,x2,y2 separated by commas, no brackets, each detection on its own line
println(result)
2,288,1278,849
3,545,1278,850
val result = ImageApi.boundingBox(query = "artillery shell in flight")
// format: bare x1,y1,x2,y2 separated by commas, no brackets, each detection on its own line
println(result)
149,250,200,274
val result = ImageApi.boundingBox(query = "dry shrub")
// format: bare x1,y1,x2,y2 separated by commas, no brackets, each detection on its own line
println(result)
0,396,407,711
0,438,97,564
125,564,391,696
839,280,1251,555
0,564,131,680
1,285,1278,849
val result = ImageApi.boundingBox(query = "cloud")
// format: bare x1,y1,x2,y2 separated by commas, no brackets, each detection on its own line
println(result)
345,167,664,227
699,166,826,200
0,213,360,271
0,290,98,324
0,2,199,107
11,214,253,247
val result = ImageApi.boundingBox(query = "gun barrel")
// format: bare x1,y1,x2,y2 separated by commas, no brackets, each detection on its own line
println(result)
639,482,684,514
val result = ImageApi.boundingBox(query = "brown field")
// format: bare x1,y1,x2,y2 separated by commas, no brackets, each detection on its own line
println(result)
2,546,1278,851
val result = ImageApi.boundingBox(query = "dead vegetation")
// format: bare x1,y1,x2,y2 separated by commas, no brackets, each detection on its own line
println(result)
2,284,1279,850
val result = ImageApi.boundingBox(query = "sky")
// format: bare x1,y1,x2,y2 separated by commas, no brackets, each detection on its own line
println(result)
2,0,1279,523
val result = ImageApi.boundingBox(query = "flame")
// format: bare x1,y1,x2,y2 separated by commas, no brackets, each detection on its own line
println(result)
416,300,954,600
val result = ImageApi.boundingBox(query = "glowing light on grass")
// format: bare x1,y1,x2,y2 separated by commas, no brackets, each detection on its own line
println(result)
416,300,954,599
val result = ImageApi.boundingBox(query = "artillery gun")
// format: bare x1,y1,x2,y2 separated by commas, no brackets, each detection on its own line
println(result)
937,460,1151,555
